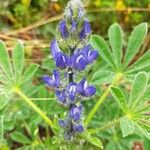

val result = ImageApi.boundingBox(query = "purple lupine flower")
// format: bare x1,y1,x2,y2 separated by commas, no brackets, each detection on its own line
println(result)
73,124,84,132
79,21,91,39
81,45,99,64
51,39,68,69
71,20,77,32
66,83,77,102
55,90,66,104
42,70,60,88
59,20,69,39
72,53,86,71
59,119,66,128
43,0,98,139
78,78,96,97
70,105,82,122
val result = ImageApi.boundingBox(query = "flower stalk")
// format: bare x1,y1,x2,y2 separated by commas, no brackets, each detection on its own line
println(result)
84,73,123,126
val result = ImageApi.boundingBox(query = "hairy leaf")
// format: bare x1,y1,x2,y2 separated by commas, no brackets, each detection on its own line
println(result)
120,117,135,137
90,35,115,67
108,23,122,68
111,87,127,113
123,23,147,67
13,41,24,78
129,72,148,108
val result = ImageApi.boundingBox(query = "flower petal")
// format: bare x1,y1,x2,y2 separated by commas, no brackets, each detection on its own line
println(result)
59,119,66,128
77,78,86,94
87,50,98,64
50,39,61,59
42,75,54,87
70,105,82,122
74,54,86,70
83,86,96,97
59,20,69,39
53,70,60,87
73,124,84,132
79,21,91,39
55,90,66,104
55,53,68,69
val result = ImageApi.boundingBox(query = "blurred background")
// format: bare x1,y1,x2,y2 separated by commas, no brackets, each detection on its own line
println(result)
0,0,150,58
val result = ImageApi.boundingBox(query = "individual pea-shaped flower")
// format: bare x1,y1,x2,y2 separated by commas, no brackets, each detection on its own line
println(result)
70,104,83,122
73,124,84,133
81,45,99,64
79,21,91,39
55,90,67,105
51,39,69,69
42,70,60,88
78,78,96,97
66,83,77,102
59,20,69,39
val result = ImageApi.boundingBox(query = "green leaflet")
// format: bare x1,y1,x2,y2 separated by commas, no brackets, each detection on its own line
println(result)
13,41,24,80
120,117,135,137
81,132,103,149
129,72,148,109
22,63,39,83
123,23,148,67
90,35,115,67
0,40,12,76
92,70,115,85
127,50,150,73
10,131,32,144
110,87,127,113
108,23,122,68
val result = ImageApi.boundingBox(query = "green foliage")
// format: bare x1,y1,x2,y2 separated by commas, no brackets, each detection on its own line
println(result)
90,23,148,84
111,72,150,139
0,40,39,110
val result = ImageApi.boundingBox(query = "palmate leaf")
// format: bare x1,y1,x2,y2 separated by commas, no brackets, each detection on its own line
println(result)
111,72,150,138
90,23,148,85
0,41,39,110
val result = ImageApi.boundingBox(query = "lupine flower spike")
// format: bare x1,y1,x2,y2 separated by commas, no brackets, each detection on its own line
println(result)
43,0,98,139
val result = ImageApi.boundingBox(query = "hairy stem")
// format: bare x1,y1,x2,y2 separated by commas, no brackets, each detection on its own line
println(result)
13,87,55,129
84,73,123,126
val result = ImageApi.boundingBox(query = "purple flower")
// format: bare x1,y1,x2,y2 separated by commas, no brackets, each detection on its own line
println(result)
59,119,66,128
51,39,68,69
79,21,91,39
55,90,66,104
70,105,82,122
73,124,84,132
66,83,77,102
71,20,77,32
42,70,60,88
78,78,96,97
81,45,98,64
72,53,86,71
59,20,69,39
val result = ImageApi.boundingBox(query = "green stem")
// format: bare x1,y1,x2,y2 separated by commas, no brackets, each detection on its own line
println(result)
88,118,121,134
84,73,123,126
13,87,55,129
